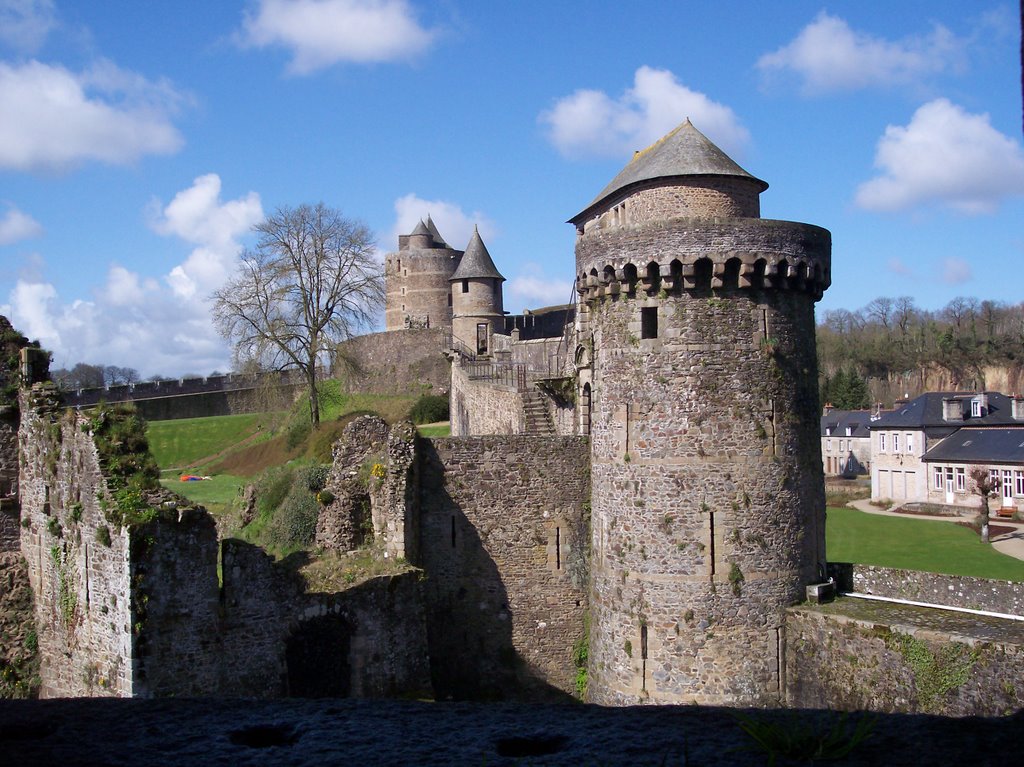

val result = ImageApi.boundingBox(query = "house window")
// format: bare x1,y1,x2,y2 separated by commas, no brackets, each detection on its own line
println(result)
826,439,832,452
955,468,965,492
972,400,981,417
839,440,845,452
933,467,943,490
906,434,914,454
1016,470,1024,497
879,433,887,452
461,279,469,293
846,427,852,437
640,307,658,339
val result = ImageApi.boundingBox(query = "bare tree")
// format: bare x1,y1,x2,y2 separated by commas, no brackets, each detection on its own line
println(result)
212,203,383,425
969,468,1000,544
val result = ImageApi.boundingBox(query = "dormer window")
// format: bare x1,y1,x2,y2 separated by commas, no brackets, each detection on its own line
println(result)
971,399,981,417
825,427,832,436
845,427,852,437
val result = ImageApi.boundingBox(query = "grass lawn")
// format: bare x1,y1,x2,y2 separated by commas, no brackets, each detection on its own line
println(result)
826,506,1024,581
147,412,279,471
417,421,450,437
161,472,245,516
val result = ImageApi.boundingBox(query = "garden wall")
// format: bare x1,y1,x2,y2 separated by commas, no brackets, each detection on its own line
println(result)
829,562,1024,617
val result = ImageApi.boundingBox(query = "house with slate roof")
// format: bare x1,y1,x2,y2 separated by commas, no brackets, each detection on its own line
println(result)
821,408,873,477
869,391,1024,512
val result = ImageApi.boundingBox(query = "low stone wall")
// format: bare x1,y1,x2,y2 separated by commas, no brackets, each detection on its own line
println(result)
829,563,1024,617
334,329,449,396
450,361,525,436
786,602,1024,716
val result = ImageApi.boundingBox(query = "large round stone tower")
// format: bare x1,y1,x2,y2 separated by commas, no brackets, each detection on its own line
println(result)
573,120,830,706
384,217,462,331
450,227,505,355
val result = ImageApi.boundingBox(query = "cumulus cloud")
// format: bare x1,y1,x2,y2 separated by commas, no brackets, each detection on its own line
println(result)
886,258,913,277
539,66,749,159
5,175,262,377
854,99,1024,214
0,204,43,244
0,0,56,55
0,59,185,172
388,193,496,253
238,0,438,74
941,258,972,285
505,264,574,313
757,12,965,94
150,173,263,299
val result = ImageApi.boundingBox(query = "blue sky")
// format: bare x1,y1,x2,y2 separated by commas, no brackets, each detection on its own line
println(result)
0,0,1021,377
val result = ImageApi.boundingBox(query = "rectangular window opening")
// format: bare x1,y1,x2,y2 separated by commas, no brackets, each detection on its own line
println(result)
555,526,561,570
641,306,658,339
461,279,469,293
450,516,456,548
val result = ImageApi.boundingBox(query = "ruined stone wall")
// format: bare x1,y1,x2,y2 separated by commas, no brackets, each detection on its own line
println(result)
131,511,221,697
829,563,1024,617
19,387,135,698
579,217,828,706
385,248,460,331
786,604,1024,716
450,360,526,436
334,329,449,396
417,436,589,701
219,539,432,699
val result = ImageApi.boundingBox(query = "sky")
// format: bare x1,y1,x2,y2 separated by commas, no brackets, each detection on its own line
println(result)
0,0,1021,378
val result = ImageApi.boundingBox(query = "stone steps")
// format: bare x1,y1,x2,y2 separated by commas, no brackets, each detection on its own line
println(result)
523,391,555,435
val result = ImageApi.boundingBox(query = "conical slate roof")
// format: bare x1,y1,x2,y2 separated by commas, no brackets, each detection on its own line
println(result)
424,215,448,248
451,227,504,282
410,219,431,237
569,119,768,224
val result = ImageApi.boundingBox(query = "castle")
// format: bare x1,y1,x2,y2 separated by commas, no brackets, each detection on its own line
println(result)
2,122,1022,714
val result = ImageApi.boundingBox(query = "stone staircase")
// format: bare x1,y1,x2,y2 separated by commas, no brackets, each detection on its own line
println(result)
523,390,555,435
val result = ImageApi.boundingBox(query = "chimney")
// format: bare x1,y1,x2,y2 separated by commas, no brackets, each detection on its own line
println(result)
823,402,833,416
1012,397,1024,421
942,397,964,422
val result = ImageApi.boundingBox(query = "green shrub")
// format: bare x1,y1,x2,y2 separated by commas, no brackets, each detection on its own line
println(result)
268,480,318,549
286,419,311,450
408,394,449,425
256,466,294,516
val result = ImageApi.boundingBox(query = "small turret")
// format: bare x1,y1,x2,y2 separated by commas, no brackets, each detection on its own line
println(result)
450,227,505,354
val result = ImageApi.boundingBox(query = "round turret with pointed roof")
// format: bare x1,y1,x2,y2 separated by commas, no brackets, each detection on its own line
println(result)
450,226,505,282
384,218,463,332
569,119,768,233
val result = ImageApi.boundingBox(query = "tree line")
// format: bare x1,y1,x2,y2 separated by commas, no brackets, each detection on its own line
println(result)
817,296,1024,408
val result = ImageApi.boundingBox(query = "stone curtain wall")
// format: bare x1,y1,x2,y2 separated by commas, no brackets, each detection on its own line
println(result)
829,562,1024,617
786,604,1024,716
334,329,450,396
417,436,590,700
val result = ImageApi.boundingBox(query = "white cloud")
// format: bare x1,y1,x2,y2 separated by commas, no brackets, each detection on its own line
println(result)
505,265,574,313
238,0,437,74
539,66,749,159
0,0,56,55
757,12,964,94
388,193,496,253
0,59,185,172
855,99,1024,214
941,257,972,285
886,258,912,277
5,175,263,377
0,204,43,244
150,173,264,298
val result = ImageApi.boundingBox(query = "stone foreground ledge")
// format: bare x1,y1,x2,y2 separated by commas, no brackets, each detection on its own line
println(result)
2,699,1021,766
